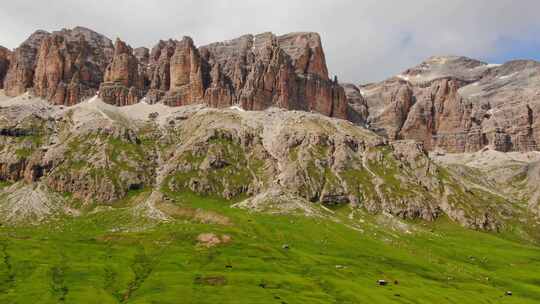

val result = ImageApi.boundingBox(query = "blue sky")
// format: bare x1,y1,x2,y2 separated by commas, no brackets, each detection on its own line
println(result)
1,0,540,83
487,37,540,64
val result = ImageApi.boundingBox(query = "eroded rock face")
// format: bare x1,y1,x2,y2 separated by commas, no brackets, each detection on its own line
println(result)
0,97,523,230
3,30,49,96
144,39,177,103
138,32,346,116
99,39,144,106
34,34,105,105
278,32,329,78
198,32,347,118
0,46,11,89
342,83,369,125
134,47,150,66
204,63,233,107
361,56,540,152
134,47,150,89
4,28,346,120
163,37,205,106
5,27,113,104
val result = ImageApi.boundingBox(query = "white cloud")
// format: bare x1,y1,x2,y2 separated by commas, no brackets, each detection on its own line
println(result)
1,0,540,83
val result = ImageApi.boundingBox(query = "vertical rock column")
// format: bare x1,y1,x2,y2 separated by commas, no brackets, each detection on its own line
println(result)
33,35,98,106
3,30,49,96
163,37,205,106
99,38,144,106
0,46,11,89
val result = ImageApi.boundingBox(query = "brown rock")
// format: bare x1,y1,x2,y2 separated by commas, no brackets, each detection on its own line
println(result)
199,32,347,118
149,40,176,89
278,32,329,78
34,35,88,105
0,46,11,89
143,40,178,104
5,27,113,105
163,37,204,106
366,79,415,140
99,38,144,106
239,41,298,111
4,30,49,96
3,28,347,121
362,56,540,152
103,39,141,87
343,83,369,124
299,75,347,119
204,63,233,107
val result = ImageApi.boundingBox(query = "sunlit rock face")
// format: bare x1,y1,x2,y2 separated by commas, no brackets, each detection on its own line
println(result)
6,27,113,105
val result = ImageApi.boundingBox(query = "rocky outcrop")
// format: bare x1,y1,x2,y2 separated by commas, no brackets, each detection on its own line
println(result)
134,47,150,66
199,32,347,118
133,32,347,116
367,80,414,140
278,32,329,78
204,63,233,107
163,37,205,106
8,26,540,139
34,32,108,105
144,39,177,103
0,97,517,230
4,27,113,105
3,30,49,96
342,83,369,125
237,41,299,111
134,46,150,88
399,78,473,151
0,46,11,89
99,39,144,106
360,56,540,152
4,27,346,120
130,32,347,117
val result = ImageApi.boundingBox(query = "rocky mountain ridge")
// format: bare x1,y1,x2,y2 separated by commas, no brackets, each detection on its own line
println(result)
347,56,540,153
3,27,540,153
0,27,346,120
0,91,535,231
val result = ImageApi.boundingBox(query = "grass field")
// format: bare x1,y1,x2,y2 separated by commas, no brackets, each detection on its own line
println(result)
1,191,539,303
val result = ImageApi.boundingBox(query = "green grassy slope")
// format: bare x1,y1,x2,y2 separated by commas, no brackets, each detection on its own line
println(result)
0,192,539,304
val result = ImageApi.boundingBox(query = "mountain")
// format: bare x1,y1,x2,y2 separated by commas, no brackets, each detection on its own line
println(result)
2,27,540,303
0,28,346,119
1,89,539,303
4,27,540,154
348,56,540,152
3,27,113,104
0,92,515,230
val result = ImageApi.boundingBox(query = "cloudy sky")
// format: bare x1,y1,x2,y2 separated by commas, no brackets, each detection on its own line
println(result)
1,0,540,83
